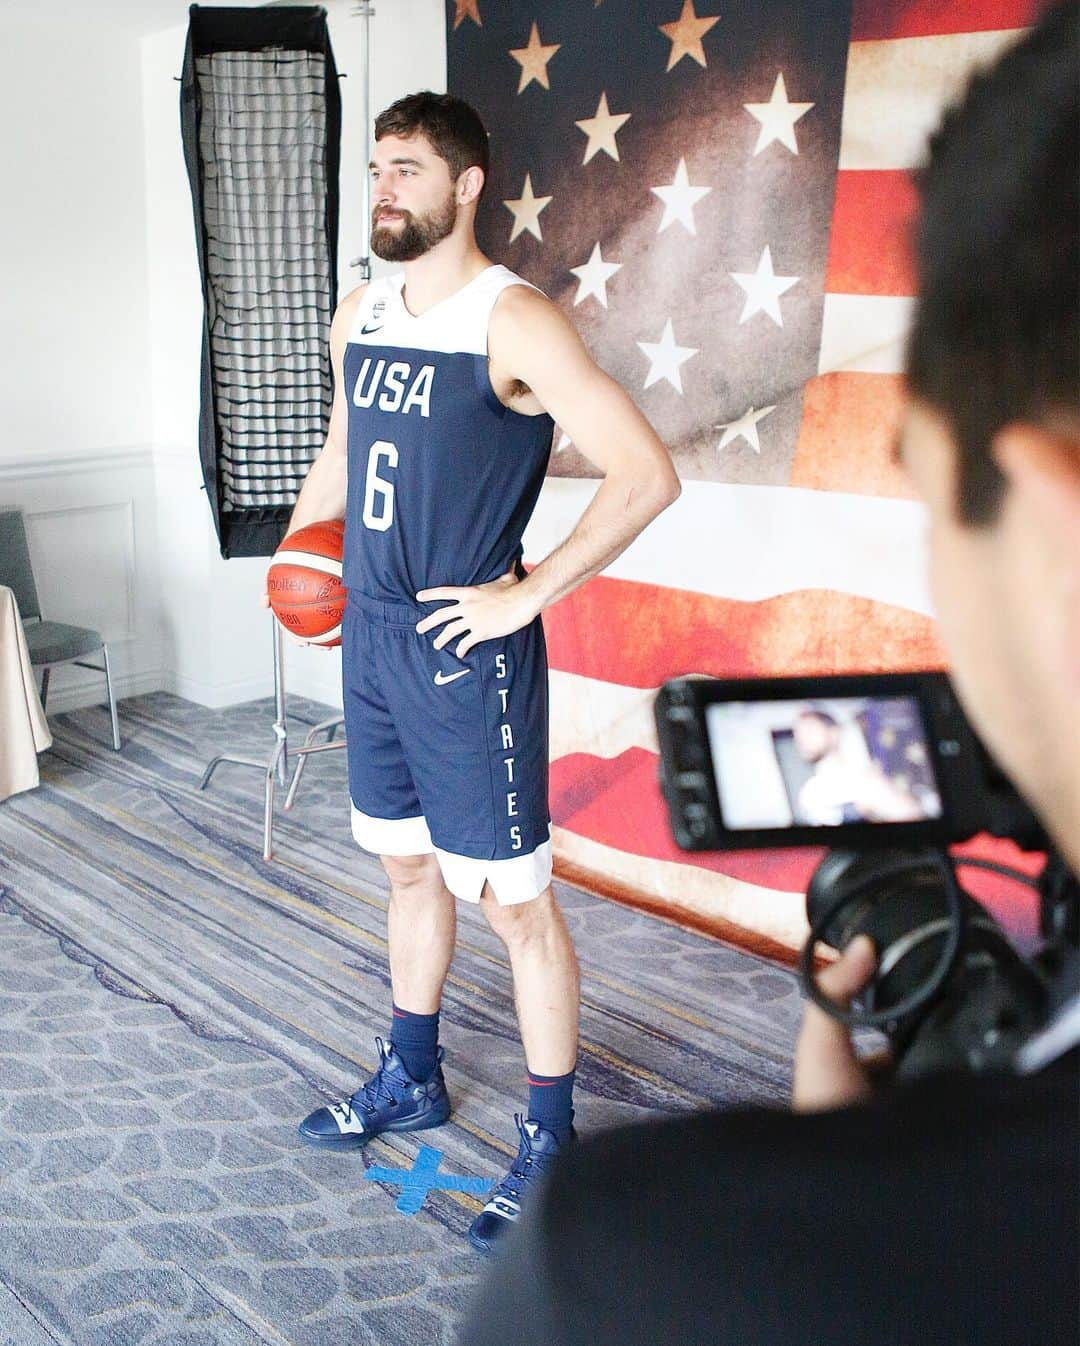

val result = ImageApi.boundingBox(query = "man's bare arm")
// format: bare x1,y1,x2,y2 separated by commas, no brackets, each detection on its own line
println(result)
416,287,680,657
496,286,680,611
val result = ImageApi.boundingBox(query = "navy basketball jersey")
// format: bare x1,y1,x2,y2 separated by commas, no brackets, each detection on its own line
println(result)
341,266,555,602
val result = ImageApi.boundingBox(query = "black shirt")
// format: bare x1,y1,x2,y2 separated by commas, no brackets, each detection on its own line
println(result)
461,1052,1078,1346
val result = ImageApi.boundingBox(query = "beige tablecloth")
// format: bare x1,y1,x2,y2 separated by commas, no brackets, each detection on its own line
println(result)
0,584,51,802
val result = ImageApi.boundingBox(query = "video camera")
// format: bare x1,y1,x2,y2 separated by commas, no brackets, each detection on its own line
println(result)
656,671,1079,1081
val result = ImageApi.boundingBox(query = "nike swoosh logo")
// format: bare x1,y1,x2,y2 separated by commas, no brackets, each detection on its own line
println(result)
361,323,383,335
434,669,471,686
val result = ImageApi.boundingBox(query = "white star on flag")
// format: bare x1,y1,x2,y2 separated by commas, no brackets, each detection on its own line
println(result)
730,245,799,326
575,92,631,164
509,22,561,93
651,158,711,235
637,319,698,393
716,403,776,454
569,243,622,307
503,174,552,242
744,73,814,155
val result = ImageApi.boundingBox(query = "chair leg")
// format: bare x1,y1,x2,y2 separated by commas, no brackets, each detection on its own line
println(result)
39,666,50,711
101,644,121,751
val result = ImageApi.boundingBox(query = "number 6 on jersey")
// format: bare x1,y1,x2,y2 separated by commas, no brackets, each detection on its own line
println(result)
362,439,398,532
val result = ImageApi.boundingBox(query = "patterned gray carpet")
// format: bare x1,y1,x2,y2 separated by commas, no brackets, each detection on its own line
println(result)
0,693,804,1345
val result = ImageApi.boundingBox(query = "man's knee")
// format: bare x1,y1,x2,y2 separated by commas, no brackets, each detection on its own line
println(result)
481,885,561,948
381,852,444,898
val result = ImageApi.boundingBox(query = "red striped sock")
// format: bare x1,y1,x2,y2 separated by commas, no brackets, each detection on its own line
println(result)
526,1069,576,1145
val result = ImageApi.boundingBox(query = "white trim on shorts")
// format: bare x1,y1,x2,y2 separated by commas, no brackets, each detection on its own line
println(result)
350,806,552,905
351,805,434,856
435,839,553,906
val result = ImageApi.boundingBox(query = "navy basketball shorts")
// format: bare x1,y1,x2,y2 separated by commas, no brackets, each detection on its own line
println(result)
342,590,552,905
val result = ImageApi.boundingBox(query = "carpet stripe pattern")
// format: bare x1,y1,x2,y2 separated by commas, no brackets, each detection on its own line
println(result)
0,693,803,1344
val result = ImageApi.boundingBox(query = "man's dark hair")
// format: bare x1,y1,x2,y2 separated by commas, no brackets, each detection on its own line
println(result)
906,1,1079,525
374,91,489,186
798,708,839,731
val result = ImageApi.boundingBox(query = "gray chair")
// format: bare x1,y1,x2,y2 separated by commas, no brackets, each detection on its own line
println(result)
0,509,120,750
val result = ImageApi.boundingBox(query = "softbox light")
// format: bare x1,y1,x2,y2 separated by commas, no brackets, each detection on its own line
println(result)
181,4,341,559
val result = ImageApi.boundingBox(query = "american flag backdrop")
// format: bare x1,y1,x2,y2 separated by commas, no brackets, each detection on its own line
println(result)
446,0,1046,957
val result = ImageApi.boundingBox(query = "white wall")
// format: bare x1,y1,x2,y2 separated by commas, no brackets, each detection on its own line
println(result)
0,0,446,716
141,0,447,712
0,8,153,463
0,7,166,709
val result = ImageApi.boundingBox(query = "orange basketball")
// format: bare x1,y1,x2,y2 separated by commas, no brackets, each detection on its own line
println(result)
267,520,346,647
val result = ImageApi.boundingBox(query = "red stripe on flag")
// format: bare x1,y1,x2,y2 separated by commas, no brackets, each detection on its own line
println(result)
790,372,916,497
950,836,1045,951
851,0,1044,40
826,171,919,297
543,578,944,688
552,748,821,891
551,749,1042,948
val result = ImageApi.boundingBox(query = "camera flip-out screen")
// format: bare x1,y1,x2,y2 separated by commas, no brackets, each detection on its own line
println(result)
706,694,944,831
655,671,1042,851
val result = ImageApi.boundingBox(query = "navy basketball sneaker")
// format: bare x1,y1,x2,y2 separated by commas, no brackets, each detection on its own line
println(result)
298,1038,450,1150
468,1115,573,1255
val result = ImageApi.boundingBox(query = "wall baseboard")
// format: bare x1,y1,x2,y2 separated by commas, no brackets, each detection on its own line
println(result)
41,667,278,716
288,672,344,713
40,642,346,715
162,669,275,710
42,667,171,715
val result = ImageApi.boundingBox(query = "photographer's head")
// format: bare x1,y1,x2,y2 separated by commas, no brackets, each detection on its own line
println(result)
901,1,1080,867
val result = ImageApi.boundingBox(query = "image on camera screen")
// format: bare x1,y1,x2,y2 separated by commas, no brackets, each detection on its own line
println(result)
705,695,945,830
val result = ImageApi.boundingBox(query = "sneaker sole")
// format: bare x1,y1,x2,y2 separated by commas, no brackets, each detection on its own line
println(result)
297,1102,452,1151
467,1227,498,1256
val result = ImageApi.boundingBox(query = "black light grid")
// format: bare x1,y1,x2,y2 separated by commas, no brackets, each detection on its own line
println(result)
181,5,341,558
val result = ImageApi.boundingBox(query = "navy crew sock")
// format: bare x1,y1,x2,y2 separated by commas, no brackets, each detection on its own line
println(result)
526,1069,576,1147
389,1005,440,1082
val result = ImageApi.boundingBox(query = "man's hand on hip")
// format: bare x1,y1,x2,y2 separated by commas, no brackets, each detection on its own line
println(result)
415,571,537,658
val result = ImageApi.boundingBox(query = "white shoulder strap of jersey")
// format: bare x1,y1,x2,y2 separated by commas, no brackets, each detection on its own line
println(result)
346,276,400,342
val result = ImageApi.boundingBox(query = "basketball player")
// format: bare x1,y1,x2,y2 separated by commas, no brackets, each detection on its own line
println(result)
279,92,680,1253
792,708,924,825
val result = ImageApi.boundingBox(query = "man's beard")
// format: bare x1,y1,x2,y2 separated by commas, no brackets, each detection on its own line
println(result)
371,194,457,262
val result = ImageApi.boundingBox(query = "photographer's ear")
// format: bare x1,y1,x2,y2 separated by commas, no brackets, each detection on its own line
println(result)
993,421,1080,684
992,420,1080,520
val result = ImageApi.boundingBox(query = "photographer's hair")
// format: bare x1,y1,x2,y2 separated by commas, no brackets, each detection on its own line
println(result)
374,91,489,190
906,0,1079,525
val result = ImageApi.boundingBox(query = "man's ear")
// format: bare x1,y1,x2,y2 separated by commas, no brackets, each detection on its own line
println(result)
993,420,1080,684
457,165,484,206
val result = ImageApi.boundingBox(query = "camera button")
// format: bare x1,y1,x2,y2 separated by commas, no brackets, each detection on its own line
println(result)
665,706,695,723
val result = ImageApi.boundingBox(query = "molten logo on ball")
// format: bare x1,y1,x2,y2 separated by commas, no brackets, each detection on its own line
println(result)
267,520,346,647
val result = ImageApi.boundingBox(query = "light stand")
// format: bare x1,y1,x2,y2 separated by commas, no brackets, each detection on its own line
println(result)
199,618,288,860
199,1,374,855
